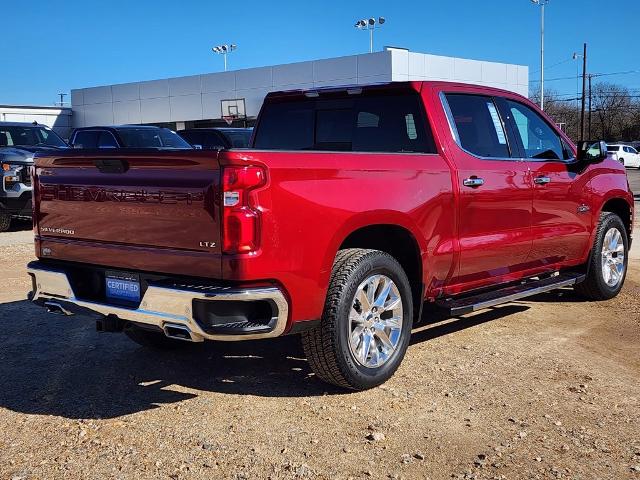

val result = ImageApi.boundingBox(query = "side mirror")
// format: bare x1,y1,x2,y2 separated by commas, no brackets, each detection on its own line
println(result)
193,144,203,150
577,140,608,164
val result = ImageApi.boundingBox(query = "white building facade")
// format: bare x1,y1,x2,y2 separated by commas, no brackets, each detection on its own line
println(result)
70,48,529,130
0,105,73,138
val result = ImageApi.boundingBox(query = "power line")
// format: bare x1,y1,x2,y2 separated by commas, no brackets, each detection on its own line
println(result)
529,57,574,76
530,69,640,83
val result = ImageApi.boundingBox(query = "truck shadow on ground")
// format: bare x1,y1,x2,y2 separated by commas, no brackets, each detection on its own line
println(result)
0,298,553,420
6,219,32,232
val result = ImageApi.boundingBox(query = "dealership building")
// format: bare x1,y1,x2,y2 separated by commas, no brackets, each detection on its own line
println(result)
0,49,529,137
68,47,528,132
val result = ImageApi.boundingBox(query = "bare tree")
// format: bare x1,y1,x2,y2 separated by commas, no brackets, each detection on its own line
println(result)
531,88,581,140
531,82,640,142
591,82,632,140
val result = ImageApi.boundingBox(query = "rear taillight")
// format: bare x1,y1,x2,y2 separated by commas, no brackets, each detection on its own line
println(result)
222,166,266,254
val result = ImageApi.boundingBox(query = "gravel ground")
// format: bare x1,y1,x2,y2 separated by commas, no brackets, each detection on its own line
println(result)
0,211,639,480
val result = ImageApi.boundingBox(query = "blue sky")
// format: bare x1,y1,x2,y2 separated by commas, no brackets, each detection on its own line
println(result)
3,0,639,105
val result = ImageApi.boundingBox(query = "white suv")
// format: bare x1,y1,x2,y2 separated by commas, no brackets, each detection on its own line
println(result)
607,144,640,168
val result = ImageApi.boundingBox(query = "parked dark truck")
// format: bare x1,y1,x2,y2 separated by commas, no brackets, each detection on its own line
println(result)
27,82,634,390
0,122,68,231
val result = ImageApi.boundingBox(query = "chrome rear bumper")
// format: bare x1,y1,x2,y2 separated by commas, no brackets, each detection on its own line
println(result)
27,263,289,342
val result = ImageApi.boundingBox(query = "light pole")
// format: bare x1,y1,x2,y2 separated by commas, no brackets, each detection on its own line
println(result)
531,0,549,110
354,17,386,53
212,44,237,72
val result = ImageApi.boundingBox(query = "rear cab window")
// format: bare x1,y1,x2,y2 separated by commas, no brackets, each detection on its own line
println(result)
72,131,100,149
253,90,436,153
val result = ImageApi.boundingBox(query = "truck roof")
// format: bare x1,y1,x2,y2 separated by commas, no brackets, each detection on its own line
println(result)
0,121,52,128
73,125,168,131
265,80,528,102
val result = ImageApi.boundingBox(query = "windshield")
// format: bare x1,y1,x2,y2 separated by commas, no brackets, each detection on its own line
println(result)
607,145,620,152
0,126,67,148
115,128,193,149
221,129,253,148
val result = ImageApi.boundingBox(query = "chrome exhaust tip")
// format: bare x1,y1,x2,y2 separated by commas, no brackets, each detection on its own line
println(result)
163,323,195,342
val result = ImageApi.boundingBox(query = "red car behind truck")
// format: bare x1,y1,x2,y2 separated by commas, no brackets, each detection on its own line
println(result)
28,81,634,390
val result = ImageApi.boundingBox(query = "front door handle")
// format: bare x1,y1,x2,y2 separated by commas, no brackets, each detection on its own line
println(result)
534,175,551,185
463,176,485,188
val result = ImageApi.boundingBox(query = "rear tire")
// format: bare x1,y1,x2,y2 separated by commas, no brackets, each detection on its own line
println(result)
0,214,11,232
575,212,628,300
302,249,413,390
124,325,193,350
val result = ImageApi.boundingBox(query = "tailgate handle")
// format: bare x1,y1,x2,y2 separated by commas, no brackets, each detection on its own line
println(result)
94,159,129,174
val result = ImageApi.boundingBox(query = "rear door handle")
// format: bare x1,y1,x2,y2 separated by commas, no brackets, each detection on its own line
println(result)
463,177,484,188
534,175,551,185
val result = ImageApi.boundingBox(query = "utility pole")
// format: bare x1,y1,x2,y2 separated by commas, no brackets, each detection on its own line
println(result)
57,93,67,106
588,74,593,139
580,43,587,140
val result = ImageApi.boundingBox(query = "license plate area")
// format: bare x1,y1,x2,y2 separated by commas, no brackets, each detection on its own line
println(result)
105,270,141,305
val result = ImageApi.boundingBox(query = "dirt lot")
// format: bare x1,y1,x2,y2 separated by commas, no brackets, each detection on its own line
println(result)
0,204,639,480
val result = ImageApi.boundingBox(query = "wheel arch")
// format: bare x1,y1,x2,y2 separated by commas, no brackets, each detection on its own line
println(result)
333,221,424,322
600,197,633,241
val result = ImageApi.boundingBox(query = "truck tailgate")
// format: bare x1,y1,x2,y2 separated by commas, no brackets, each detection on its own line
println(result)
34,150,222,277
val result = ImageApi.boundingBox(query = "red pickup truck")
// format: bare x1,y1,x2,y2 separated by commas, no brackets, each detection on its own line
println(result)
28,81,634,390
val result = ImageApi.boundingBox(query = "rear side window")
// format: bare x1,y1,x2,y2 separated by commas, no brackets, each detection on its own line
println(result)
253,93,435,153
116,128,192,149
72,131,99,149
607,145,620,152
445,94,510,158
222,130,252,148
98,131,118,148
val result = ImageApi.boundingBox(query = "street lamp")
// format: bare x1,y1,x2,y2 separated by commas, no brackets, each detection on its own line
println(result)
531,0,549,110
354,17,386,54
572,51,584,139
212,44,237,72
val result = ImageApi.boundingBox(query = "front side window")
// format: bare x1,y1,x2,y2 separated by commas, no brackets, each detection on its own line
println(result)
506,100,565,160
444,94,510,159
253,92,435,153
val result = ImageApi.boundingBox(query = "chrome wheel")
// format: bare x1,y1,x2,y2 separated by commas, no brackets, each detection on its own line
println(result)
601,227,625,287
348,274,403,368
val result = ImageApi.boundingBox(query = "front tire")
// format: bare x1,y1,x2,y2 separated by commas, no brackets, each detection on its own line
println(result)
0,214,11,232
302,249,413,390
575,212,628,300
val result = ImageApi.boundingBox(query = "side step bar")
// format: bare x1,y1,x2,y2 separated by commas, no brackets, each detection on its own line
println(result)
436,272,586,317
